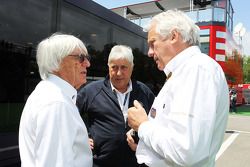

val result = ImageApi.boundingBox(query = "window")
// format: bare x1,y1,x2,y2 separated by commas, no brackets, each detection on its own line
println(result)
216,31,226,38
213,7,225,22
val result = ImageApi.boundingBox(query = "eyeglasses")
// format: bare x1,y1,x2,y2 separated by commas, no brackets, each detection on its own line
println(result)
68,54,91,63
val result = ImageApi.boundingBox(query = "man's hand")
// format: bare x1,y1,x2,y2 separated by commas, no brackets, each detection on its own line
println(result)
128,100,148,131
126,129,137,151
89,138,94,150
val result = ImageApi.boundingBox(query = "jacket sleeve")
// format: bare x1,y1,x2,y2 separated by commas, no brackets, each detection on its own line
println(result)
77,86,87,112
146,87,155,113
140,83,155,114
76,87,90,131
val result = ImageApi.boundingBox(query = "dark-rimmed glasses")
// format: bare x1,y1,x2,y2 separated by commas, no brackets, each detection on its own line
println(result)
68,54,91,63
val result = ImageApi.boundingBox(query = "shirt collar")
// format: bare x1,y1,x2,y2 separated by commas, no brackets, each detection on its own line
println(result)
110,80,133,94
47,74,77,104
163,46,201,76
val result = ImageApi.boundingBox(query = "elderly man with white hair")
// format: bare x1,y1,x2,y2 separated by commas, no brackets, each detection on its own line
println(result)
77,45,155,167
19,33,92,167
128,10,229,167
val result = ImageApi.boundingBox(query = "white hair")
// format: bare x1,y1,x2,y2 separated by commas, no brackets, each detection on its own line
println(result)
36,33,88,80
108,45,134,66
144,9,200,46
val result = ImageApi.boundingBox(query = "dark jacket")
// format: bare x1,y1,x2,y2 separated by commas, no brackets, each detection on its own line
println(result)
77,77,155,167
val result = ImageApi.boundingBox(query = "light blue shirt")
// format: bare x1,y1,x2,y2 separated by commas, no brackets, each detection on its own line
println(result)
111,80,133,122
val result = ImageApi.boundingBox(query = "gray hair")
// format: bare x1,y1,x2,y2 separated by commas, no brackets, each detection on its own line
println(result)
108,45,134,66
36,33,88,80
144,9,200,46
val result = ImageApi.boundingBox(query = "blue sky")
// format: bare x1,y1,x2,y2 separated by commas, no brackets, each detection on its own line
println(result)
93,0,250,56
230,0,250,56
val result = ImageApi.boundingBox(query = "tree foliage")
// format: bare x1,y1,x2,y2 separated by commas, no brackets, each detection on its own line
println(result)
243,55,250,83
224,50,243,85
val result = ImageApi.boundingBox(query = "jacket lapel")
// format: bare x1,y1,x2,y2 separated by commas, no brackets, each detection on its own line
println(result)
103,76,120,108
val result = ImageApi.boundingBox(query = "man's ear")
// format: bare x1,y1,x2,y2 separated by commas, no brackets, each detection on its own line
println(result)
170,30,179,43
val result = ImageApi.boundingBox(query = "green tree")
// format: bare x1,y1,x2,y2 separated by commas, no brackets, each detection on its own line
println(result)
243,55,250,83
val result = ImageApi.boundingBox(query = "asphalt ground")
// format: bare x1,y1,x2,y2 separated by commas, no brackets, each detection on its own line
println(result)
1,105,250,167
216,113,250,167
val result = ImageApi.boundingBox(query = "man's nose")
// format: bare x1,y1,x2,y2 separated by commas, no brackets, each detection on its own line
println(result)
148,48,154,57
117,68,122,75
81,59,90,67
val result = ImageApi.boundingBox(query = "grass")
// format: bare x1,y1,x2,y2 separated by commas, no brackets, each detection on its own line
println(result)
230,105,250,116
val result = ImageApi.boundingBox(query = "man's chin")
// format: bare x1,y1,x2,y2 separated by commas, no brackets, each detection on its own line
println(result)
157,64,164,71
76,80,86,89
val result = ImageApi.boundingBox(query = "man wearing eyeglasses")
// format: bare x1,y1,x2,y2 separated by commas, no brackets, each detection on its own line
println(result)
77,45,155,167
19,33,92,167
